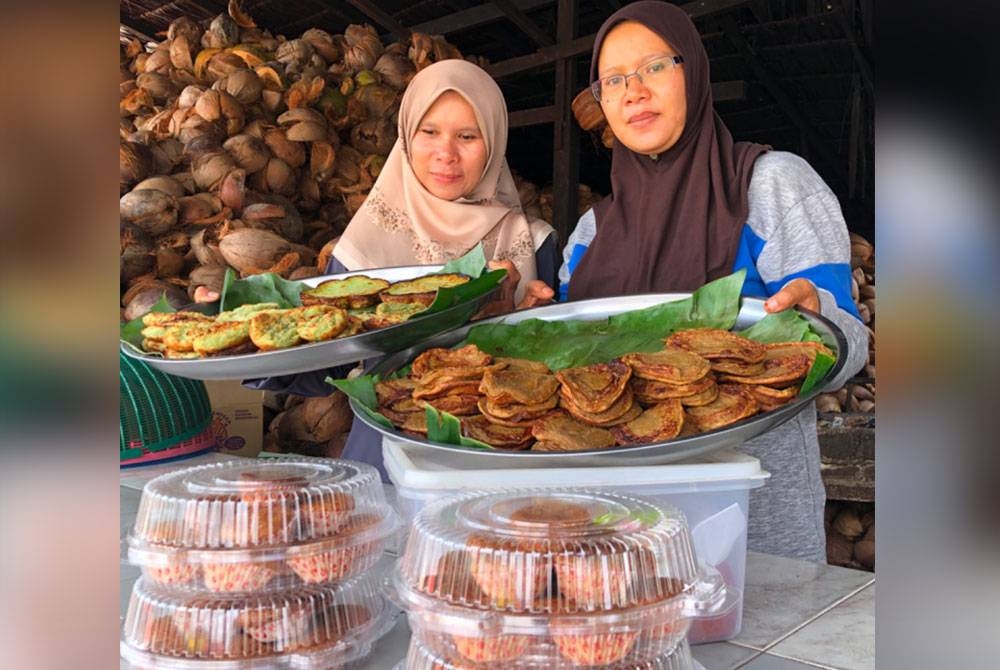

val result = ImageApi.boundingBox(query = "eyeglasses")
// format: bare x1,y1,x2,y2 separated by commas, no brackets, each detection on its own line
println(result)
591,54,684,102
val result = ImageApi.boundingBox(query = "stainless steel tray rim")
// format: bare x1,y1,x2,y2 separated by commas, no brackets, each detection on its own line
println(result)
353,293,847,467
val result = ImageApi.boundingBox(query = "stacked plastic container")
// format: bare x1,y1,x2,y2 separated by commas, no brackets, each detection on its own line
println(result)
387,489,736,669
121,456,400,669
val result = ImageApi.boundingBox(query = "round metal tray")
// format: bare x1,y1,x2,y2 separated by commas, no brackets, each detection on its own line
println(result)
120,265,499,381
353,293,847,467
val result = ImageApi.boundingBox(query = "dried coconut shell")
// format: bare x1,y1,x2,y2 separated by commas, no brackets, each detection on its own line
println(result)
121,189,178,236
218,227,292,275
264,129,306,167
178,193,223,225
134,176,186,199
192,151,236,191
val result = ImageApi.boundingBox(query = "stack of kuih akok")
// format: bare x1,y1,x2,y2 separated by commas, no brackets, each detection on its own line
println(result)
373,327,832,452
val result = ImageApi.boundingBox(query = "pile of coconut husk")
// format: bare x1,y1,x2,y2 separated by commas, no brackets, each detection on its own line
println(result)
260,389,354,458
825,500,875,571
815,233,875,415
119,1,486,319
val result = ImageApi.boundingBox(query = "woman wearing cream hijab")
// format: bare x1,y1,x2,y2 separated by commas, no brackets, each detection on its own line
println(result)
198,60,557,477
334,59,557,306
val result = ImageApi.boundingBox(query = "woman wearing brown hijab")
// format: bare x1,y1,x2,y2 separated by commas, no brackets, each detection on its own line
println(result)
559,1,869,562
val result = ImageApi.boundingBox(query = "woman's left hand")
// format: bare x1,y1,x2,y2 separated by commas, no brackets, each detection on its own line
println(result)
764,278,820,313
472,260,555,319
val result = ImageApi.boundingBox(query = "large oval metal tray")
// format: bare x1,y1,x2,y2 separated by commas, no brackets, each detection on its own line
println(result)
120,265,499,380
353,293,847,467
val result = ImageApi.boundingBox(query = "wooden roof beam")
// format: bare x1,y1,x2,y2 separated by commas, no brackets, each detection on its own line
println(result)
720,14,839,168
491,0,554,46
345,0,411,41
410,0,550,37
486,0,756,79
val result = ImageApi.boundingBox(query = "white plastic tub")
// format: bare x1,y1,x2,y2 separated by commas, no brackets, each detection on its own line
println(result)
382,440,769,645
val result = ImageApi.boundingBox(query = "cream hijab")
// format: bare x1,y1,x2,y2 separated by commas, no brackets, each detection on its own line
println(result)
333,59,553,302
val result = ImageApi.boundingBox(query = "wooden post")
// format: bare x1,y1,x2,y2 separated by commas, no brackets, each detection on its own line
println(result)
551,0,579,246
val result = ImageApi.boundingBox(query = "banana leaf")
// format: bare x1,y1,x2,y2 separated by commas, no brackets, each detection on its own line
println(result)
220,268,304,311
462,270,747,370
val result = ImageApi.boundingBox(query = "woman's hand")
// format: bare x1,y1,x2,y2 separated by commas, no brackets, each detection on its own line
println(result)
517,280,555,309
193,285,220,303
471,260,555,320
764,278,820,313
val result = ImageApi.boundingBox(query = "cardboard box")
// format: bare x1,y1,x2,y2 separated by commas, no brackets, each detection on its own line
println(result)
204,380,264,458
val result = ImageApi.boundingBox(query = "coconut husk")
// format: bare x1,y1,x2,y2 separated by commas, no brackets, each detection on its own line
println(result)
349,117,395,155
168,16,203,46
189,227,228,266
241,195,303,240
202,14,239,50
301,28,341,62
218,227,292,275
187,264,228,297
178,193,223,225
120,141,152,192
150,139,185,175
316,236,338,271
136,72,178,102
121,223,155,285
223,133,271,172
343,24,383,73
120,188,179,236
354,84,399,119
251,157,297,196
263,128,306,167
192,151,237,191
134,175,187,199
374,49,415,90
220,69,263,105
218,168,247,212
122,282,190,319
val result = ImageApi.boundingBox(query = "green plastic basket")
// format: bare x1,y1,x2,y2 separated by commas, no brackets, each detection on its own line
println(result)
120,352,214,465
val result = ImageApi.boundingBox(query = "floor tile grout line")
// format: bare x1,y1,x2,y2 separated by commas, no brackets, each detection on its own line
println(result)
753,579,874,657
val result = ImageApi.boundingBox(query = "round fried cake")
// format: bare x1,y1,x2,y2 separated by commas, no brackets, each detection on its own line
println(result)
666,328,765,363
630,374,716,401
461,415,535,450
684,384,760,431
554,360,632,414
764,340,834,363
417,394,482,416
559,387,641,427
678,383,720,407
610,398,685,445
479,366,560,405
709,358,765,376
621,348,711,384
411,344,493,377
478,394,559,421
530,414,616,451
717,353,811,386
293,305,349,342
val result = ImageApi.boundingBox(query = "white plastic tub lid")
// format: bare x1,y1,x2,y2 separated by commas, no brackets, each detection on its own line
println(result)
383,443,769,492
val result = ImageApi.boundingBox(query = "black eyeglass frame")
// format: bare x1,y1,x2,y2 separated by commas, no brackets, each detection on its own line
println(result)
590,54,685,102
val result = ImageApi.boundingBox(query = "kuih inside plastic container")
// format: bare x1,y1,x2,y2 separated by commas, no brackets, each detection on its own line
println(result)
388,489,737,667
383,444,768,644
121,570,393,669
398,635,699,670
126,457,400,593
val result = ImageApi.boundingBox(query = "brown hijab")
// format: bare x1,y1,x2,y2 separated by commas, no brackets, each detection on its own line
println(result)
567,1,769,301
334,59,553,302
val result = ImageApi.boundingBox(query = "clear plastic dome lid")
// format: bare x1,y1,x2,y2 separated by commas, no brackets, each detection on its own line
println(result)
126,457,399,592
398,489,702,614
400,634,694,669
120,572,393,669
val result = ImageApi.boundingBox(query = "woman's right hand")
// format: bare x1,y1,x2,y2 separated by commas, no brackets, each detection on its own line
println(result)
193,285,220,303
516,280,555,309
